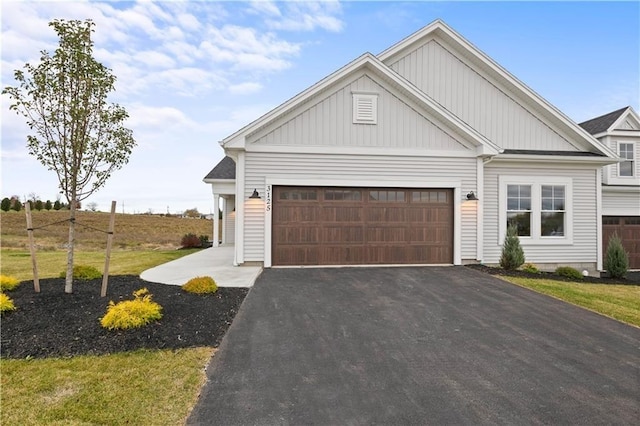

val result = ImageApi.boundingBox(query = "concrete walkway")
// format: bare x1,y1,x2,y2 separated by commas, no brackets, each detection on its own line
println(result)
140,245,261,288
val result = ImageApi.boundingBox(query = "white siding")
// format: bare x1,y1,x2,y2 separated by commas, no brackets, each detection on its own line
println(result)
484,163,599,264
243,152,478,262
388,39,579,152
249,74,469,152
223,197,235,244
602,190,640,216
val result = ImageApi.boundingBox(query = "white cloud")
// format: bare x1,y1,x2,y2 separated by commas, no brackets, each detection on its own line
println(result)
249,1,282,17
229,82,263,95
263,1,344,32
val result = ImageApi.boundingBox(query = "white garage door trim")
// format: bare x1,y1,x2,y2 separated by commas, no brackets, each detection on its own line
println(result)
263,176,462,267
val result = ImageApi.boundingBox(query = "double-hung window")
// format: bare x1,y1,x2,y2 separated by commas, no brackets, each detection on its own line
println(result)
500,177,572,244
619,143,635,177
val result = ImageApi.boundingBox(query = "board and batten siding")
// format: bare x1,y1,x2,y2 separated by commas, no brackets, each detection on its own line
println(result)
483,163,599,265
249,73,469,152
387,39,579,152
243,152,478,262
602,190,640,216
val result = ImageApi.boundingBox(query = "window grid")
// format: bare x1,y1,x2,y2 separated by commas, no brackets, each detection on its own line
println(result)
541,185,565,237
619,143,635,177
506,184,531,237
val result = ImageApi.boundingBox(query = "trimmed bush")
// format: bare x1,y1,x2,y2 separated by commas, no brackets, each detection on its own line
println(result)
100,288,163,330
0,275,20,291
520,263,540,274
555,266,583,281
604,233,629,279
199,235,210,247
182,276,218,294
59,264,102,280
500,224,525,270
0,293,16,314
181,233,201,248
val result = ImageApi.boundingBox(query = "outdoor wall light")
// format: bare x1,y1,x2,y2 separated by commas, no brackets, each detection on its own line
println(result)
466,191,478,201
249,189,261,199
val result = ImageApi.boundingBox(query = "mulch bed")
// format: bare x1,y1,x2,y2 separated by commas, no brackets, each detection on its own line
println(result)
1,276,248,359
465,264,640,285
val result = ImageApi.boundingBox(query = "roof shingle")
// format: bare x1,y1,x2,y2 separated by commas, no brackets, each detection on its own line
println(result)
204,156,236,180
578,107,628,135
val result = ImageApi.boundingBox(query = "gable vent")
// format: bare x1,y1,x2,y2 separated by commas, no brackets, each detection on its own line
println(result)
353,93,378,124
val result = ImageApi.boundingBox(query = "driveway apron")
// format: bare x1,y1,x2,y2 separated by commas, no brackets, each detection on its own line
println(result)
187,267,640,425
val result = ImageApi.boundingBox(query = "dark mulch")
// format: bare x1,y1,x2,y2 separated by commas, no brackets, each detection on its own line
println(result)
466,264,640,285
1,276,248,359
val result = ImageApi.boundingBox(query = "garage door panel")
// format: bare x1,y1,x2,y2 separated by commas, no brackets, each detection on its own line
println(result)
603,216,640,269
273,186,453,266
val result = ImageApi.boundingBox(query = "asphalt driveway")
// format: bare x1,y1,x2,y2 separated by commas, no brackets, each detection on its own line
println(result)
188,267,640,425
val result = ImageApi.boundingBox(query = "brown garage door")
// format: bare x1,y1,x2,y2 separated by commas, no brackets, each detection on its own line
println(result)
603,216,640,269
272,186,453,266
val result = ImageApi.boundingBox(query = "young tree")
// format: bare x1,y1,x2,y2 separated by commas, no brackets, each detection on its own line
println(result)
53,199,62,210
86,201,98,211
1,198,10,212
34,199,44,210
44,200,53,210
500,224,525,270
3,19,136,293
604,233,629,279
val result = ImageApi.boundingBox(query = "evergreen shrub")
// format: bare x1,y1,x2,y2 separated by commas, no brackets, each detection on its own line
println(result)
604,233,629,279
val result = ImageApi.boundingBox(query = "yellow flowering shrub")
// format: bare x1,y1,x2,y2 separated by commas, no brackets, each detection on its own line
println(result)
0,275,20,291
182,276,218,294
0,293,16,313
100,288,162,330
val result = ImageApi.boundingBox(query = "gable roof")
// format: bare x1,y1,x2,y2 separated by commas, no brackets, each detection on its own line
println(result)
203,156,235,180
221,52,501,156
378,20,617,159
578,107,628,135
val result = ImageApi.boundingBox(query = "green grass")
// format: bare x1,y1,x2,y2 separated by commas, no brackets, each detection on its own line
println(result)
1,248,200,282
500,276,640,327
1,348,214,425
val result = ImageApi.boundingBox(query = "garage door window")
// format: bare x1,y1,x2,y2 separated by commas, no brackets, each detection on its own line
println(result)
369,190,405,202
325,189,362,201
279,189,317,200
412,191,449,203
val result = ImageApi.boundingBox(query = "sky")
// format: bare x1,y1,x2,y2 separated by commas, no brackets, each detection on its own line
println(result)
1,1,639,214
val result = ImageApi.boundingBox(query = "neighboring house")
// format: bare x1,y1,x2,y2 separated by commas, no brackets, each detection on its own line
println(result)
204,19,631,274
579,107,640,269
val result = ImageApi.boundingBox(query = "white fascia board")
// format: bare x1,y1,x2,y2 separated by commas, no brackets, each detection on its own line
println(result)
246,143,478,158
379,20,616,159
493,154,619,166
601,185,640,194
608,107,640,132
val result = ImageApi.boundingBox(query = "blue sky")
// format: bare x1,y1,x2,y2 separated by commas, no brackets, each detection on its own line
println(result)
2,1,638,214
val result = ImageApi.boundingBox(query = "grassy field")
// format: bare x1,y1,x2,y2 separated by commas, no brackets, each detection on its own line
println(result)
500,276,640,327
1,210,212,251
1,211,217,425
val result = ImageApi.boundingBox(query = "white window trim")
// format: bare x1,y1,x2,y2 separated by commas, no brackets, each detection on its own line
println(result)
352,92,378,124
618,142,635,177
498,176,573,246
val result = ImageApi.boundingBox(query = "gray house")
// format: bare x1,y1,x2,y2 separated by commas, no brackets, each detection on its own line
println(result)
205,20,638,273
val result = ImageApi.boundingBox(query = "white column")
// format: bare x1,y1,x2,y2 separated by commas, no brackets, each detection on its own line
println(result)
212,193,220,247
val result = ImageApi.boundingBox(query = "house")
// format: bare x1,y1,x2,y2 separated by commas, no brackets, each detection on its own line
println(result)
579,107,640,269
204,19,635,274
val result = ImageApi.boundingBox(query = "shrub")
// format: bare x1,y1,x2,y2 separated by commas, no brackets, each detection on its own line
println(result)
0,275,20,291
199,235,210,247
181,233,201,248
59,264,102,280
604,233,629,279
182,276,218,294
500,224,525,270
0,293,16,314
100,288,163,330
520,263,540,274
1,197,10,212
555,266,583,281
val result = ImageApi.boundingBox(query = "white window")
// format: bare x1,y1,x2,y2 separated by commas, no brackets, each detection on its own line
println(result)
352,92,378,124
499,176,573,245
619,143,635,177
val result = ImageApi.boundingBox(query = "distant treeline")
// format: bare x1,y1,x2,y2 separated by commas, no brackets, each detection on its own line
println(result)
0,196,77,212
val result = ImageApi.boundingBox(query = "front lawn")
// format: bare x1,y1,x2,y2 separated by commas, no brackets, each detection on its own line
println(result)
499,276,640,327
1,348,213,425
